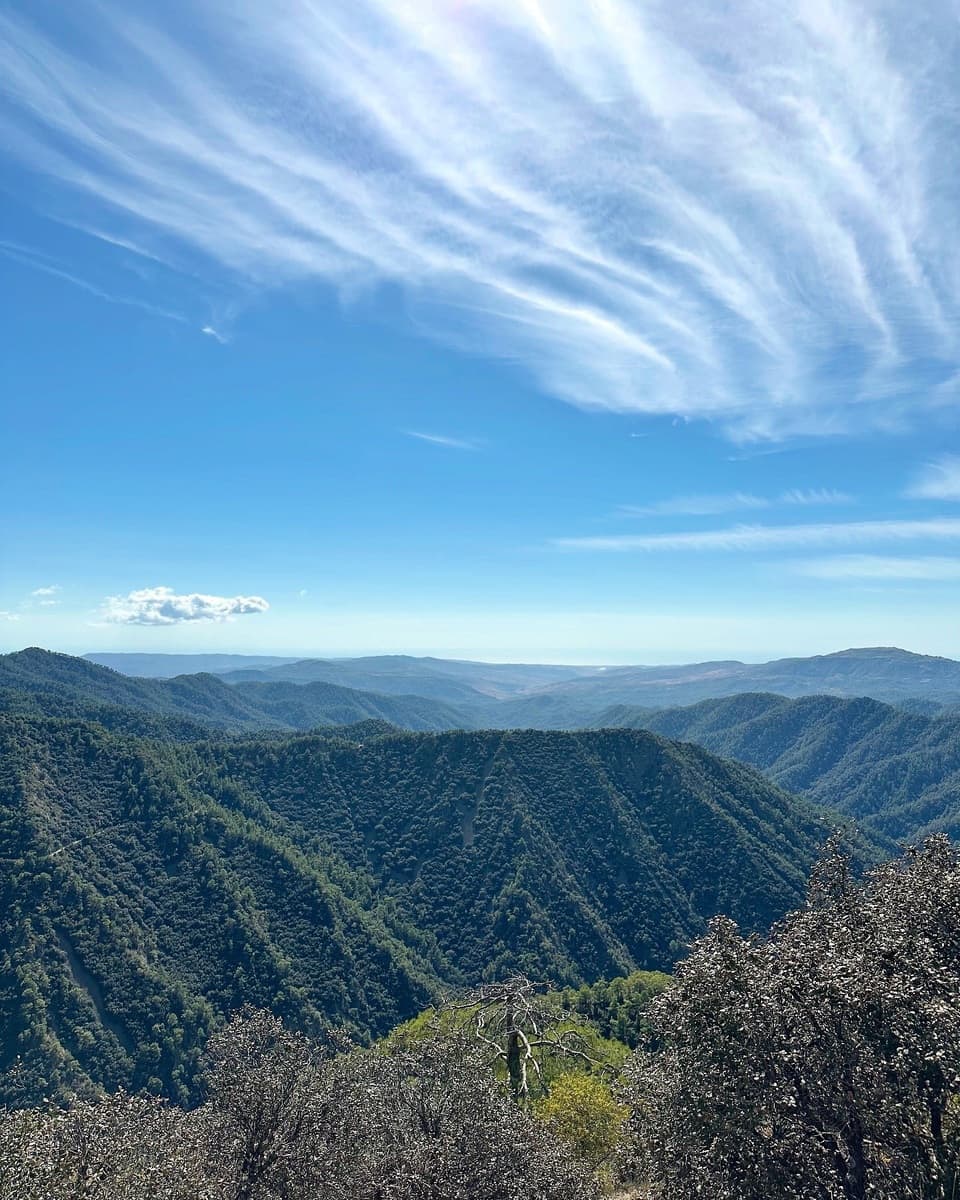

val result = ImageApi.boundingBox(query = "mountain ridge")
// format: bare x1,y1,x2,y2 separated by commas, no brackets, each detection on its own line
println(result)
76,646,960,722
600,691,960,840
0,705,838,1105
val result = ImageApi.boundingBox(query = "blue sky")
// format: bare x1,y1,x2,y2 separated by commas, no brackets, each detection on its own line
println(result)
2,0,960,663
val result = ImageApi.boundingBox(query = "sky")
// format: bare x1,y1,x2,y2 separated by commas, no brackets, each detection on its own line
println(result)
2,0,960,664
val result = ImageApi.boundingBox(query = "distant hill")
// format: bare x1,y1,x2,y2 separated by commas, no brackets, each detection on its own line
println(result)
222,654,602,706
0,710,833,1104
84,646,960,726
87,652,602,704
493,648,960,726
0,649,471,733
84,653,301,677
598,692,960,840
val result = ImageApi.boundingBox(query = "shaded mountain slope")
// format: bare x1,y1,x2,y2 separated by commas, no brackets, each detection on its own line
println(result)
491,647,960,726
0,649,470,732
600,692,960,839
0,715,444,1107
199,726,832,985
0,712,834,1104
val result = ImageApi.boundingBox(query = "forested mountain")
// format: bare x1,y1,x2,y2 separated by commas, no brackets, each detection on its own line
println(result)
81,646,960,726
602,692,960,840
491,646,960,725
0,709,832,1104
10,649,960,842
0,649,470,732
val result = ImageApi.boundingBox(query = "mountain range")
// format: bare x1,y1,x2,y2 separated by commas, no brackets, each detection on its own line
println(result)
85,646,960,723
8,649,960,843
7,642,960,1107
606,692,960,841
0,708,827,1105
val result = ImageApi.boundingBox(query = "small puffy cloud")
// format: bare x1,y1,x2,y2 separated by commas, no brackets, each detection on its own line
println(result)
101,586,269,625
905,456,960,501
31,585,60,596
0,611,20,621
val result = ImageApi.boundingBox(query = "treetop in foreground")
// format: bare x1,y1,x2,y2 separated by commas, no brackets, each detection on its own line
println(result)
624,835,960,1199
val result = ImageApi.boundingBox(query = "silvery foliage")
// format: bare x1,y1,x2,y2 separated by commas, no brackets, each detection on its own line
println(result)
623,836,960,1200
0,1091,216,1200
0,1009,596,1200
321,1032,599,1200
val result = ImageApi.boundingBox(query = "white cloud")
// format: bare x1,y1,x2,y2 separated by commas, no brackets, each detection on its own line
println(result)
0,2,957,438
620,492,768,517
0,612,20,622
100,586,269,625
31,585,60,596
553,517,960,553
904,455,960,501
0,240,186,323
405,431,480,450
792,555,960,580
621,488,854,517
201,324,228,343
779,488,854,507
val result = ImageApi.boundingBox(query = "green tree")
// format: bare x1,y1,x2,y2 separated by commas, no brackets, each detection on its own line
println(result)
535,1072,627,1174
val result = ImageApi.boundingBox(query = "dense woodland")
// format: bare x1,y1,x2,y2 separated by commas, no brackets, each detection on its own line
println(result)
609,691,960,839
8,649,960,845
0,699,829,1104
2,647,960,1196
3,841,958,1199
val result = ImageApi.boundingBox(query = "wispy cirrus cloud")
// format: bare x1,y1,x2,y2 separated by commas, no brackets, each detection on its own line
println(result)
405,431,481,450
904,455,960,501
1,1,958,438
620,488,853,517
793,555,960,580
100,586,269,625
553,517,960,553
0,240,186,324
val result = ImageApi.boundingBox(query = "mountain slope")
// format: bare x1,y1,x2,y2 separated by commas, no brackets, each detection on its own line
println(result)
599,692,960,839
0,712,833,1104
490,647,960,727
83,653,301,677
219,654,599,704
0,649,470,733
217,726,829,985
0,714,442,1107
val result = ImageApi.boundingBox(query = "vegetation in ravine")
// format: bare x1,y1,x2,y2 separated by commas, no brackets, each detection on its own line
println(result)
609,690,960,840
0,704,830,1106
3,839,958,1200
